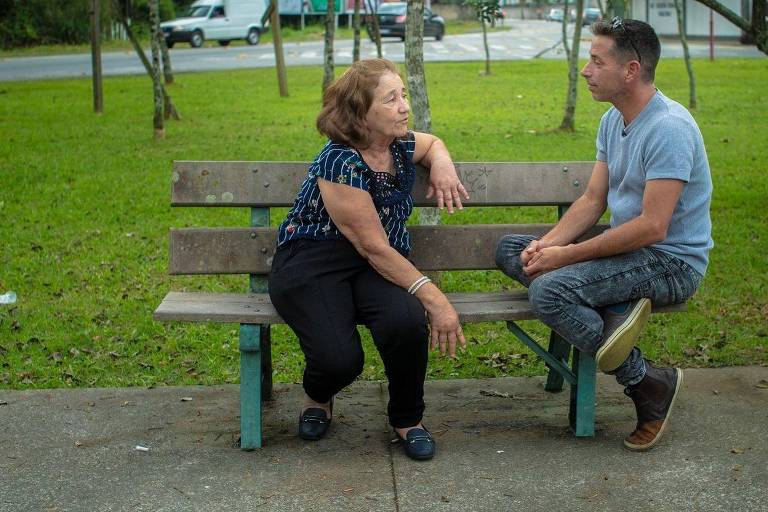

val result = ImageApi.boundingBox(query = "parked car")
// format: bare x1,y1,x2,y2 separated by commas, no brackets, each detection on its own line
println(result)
581,7,602,25
546,8,564,22
367,2,445,42
161,0,267,48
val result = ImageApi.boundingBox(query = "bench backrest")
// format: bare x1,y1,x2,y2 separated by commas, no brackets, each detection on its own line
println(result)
169,161,599,275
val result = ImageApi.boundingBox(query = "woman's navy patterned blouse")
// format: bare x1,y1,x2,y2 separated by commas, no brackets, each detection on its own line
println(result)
277,131,417,257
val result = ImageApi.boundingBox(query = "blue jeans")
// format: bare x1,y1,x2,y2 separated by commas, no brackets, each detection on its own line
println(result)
495,234,703,386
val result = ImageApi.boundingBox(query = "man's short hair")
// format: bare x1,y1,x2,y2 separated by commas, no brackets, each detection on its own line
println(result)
316,58,401,149
591,18,661,83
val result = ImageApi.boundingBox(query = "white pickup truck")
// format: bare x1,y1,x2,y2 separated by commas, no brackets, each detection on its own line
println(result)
161,0,268,48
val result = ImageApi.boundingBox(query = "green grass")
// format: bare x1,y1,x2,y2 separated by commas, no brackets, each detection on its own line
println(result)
0,20,505,57
1,59,766,391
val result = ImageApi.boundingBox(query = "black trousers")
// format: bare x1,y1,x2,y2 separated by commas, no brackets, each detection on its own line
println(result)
268,238,429,428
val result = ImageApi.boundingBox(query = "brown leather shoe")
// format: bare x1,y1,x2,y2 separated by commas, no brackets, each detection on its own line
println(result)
623,362,684,451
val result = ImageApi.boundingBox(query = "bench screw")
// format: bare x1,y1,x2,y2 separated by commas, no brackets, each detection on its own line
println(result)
573,180,580,187
252,168,259,173
562,166,569,172
260,248,268,254
250,233,257,239
263,182,270,188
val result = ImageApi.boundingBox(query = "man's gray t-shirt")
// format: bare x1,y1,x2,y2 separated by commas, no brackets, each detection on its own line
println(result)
596,91,713,276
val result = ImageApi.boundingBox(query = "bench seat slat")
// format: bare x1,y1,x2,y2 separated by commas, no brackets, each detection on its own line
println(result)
169,224,609,275
171,161,594,207
154,291,686,325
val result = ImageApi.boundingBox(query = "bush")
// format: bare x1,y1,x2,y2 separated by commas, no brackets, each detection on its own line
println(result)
0,0,179,49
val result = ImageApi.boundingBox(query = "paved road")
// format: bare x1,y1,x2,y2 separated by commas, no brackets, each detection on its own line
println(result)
0,20,763,82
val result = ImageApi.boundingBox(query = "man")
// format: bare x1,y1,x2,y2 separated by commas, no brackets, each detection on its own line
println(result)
496,18,713,451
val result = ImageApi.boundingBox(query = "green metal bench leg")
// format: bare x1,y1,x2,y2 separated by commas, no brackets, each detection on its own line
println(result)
260,324,272,401
239,323,263,450
544,331,571,393
568,349,596,437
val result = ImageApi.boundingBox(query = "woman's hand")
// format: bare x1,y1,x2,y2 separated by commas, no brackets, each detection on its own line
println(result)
418,289,466,357
412,132,469,214
426,162,470,214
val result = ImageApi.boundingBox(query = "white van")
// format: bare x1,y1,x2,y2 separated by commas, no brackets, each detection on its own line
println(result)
161,0,268,48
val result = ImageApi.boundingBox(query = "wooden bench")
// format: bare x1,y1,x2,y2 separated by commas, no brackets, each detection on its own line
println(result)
154,160,684,450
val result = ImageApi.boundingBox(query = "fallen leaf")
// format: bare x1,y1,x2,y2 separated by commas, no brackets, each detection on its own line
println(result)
74,441,83,448
441,496,450,503
731,447,745,454
755,379,768,389
180,397,193,402
342,487,353,493
733,464,743,472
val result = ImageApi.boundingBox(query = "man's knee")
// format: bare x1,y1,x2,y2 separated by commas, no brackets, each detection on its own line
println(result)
495,234,532,278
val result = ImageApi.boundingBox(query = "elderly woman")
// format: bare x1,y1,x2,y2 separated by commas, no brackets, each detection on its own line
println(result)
268,59,468,460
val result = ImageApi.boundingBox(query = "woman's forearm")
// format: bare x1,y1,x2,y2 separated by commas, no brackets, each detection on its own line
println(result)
363,243,448,310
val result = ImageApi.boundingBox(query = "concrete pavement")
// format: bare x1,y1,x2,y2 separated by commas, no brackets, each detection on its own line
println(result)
1,366,767,511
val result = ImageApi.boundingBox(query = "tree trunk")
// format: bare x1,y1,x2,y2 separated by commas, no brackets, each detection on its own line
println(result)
750,0,767,55
149,0,164,138
693,0,767,55
481,18,491,75
90,0,103,113
562,0,571,60
322,0,336,92
353,0,361,62
111,0,180,120
596,0,606,16
673,0,697,110
405,0,431,133
159,29,174,85
559,0,584,132
271,0,289,96
405,0,440,281
366,0,382,58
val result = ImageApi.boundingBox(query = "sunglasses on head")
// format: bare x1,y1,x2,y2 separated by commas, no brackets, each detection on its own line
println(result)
610,17,642,64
